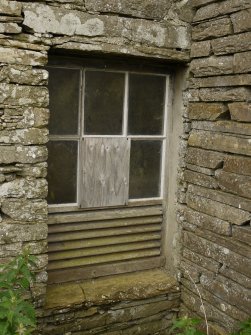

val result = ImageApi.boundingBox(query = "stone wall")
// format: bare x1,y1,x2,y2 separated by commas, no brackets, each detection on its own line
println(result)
178,0,251,333
0,0,190,333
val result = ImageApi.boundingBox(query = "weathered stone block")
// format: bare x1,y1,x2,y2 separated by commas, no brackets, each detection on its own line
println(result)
0,22,21,34
0,47,47,66
219,267,251,290
0,128,48,145
190,40,211,58
85,0,171,20
0,84,48,108
0,0,21,16
180,205,231,236
232,226,251,246
183,169,218,189
234,51,251,74
2,107,49,129
1,199,47,221
186,164,214,176
188,184,251,212
191,0,216,8
192,120,251,136
188,103,227,120
0,65,48,85
231,8,251,33
186,147,224,169
228,102,251,122
182,248,220,272
16,162,47,178
0,145,48,164
216,170,251,199
0,178,47,199
0,222,47,244
186,193,250,225
190,74,251,88
193,0,251,22
212,32,251,55
188,130,251,156
192,17,232,41
190,56,233,77
199,87,251,102
223,155,251,176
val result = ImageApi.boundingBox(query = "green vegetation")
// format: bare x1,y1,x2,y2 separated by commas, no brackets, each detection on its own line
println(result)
0,250,37,335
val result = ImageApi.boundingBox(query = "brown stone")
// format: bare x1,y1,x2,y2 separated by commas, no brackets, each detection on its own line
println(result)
180,205,231,236
185,147,224,169
199,87,251,102
234,51,251,74
0,47,47,66
228,102,251,122
85,0,171,20
231,8,251,33
182,248,219,272
232,226,251,246
186,192,250,225
183,169,218,189
188,184,251,212
188,102,227,120
0,0,22,16
188,130,251,156
223,155,251,176
183,231,251,278
0,22,21,34
0,128,48,145
216,170,251,199
192,17,232,41
190,56,233,77
191,0,215,8
192,120,251,136
190,74,251,88
212,32,251,55
190,40,211,58
193,0,251,22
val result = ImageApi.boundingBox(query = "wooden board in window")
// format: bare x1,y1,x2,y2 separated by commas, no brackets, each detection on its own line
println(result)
80,138,130,208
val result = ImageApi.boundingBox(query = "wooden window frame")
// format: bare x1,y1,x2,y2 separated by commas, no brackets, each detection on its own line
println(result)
47,58,172,213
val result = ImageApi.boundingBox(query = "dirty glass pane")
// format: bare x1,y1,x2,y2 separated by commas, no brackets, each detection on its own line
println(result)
84,71,124,135
128,74,166,135
47,141,78,204
48,67,80,135
129,140,162,199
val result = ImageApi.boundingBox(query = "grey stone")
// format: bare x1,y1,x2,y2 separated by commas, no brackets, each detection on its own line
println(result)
199,87,251,102
190,74,251,88
192,17,232,41
1,199,47,221
234,51,251,73
223,154,251,176
2,107,49,129
232,226,251,246
188,102,227,120
185,147,224,169
0,128,48,145
0,47,47,66
0,145,48,164
228,102,251,122
0,65,48,85
0,83,49,107
188,130,251,156
192,120,251,136
182,248,220,272
212,32,251,55
0,0,22,16
0,178,47,199
190,56,233,77
190,40,211,58
216,170,251,199
16,163,47,178
0,222,47,244
186,192,250,225
231,8,251,33
0,22,22,34
183,169,218,189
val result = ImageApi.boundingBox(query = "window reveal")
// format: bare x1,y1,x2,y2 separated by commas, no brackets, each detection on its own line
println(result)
47,67,168,208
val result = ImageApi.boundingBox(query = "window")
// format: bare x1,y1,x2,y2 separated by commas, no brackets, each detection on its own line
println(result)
47,61,169,209
46,58,171,282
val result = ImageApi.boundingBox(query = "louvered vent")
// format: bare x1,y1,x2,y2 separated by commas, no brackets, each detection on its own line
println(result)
48,205,163,283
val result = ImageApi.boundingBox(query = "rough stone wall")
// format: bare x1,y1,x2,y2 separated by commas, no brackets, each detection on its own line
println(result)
178,0,251,333
0,0,190,330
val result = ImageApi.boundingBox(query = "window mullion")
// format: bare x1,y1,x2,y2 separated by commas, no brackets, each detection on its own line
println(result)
123,72,129,137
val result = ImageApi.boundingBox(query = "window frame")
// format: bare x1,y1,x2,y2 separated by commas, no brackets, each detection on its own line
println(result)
47,58,172,213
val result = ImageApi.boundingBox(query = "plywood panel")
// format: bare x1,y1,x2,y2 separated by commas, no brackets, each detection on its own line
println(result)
81,137,130,208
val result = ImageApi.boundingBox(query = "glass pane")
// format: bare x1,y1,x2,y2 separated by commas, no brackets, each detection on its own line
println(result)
84,71,124,135
48,67,80,135
129,140,162,199
47,141,78,204
128,74,166,135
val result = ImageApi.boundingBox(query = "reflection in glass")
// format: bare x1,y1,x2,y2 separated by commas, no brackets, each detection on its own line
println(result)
48,67,80,135
84,71,124,135
47,141,78,204
129,140,162,199
128,74,165,135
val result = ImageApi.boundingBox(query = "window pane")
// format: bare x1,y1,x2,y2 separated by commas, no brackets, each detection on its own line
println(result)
48,67,80,135
47,141,78,204
129,141,162,199
84,71,124,135
128,74,166,135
